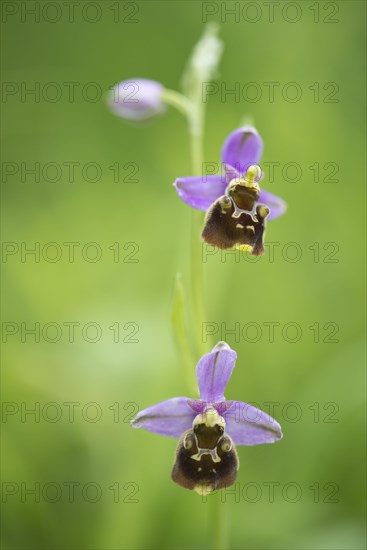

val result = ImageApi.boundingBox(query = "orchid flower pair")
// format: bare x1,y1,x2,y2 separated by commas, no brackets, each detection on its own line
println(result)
132,342,282,495
108,82,286,492
109,80,286,254
108,27,285,495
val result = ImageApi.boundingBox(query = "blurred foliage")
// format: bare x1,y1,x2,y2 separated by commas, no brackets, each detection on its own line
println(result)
1,1,366,549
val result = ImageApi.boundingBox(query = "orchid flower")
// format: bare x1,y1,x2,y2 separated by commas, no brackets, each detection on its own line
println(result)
174,126,287,255
132,342,282,495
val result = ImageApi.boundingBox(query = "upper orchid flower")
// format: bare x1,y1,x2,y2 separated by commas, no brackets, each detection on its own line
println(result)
174,126,287,255
131,342,282,495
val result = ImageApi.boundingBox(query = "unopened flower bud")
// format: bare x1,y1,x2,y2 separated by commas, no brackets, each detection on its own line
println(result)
108,79,166,120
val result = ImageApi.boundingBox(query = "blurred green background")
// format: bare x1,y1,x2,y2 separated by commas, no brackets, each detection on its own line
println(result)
1,1,366,549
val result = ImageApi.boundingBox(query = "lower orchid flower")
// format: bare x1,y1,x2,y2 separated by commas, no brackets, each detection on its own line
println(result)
131,342,282,495
174,126,287,255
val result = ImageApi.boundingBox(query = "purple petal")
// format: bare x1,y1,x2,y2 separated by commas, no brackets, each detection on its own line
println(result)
221,126,263,172
214,400,234,415
224,401,283,445
188,399,234,415
174,175,227,212
187,400,206,413
131,397,195,438
196,342,237,403
259,189,287,220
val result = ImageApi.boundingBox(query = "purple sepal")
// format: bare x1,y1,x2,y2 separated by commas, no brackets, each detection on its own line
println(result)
196,342,237,403
131,397,195,438
221,126,263,171
174,175,227,212
224,400,283,445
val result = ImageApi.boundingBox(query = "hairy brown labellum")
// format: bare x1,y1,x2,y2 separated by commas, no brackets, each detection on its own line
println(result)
171,426,239,494
202,193,269,256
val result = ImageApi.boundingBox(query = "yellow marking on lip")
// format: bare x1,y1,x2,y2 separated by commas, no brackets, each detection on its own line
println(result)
184,437,193,450
193,408,224,429
234,244,254,253
190,450,222,463
221,441,232,452
194,484,214,496
258,205,270,218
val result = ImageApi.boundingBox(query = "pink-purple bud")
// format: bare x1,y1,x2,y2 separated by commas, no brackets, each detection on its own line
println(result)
108,79,166,121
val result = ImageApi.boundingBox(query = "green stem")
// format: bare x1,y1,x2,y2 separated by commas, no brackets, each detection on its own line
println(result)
190,207,206,359
211,493,229,549
188,101,226,550
171,272,197,395
187,102,211,360
165,84,227,547
189,99,228,550
161,89,193,118
164,88,209,360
